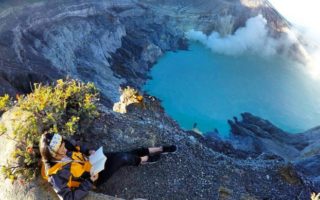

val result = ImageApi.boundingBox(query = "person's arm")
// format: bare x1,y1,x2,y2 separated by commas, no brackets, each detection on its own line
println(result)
49,169,93,200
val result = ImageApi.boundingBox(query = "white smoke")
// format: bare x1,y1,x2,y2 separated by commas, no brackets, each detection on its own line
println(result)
186,15,294,57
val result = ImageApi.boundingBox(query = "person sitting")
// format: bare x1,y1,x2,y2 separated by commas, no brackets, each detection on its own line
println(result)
39,132,177,200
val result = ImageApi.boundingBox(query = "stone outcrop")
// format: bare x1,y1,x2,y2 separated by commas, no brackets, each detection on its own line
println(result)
227,112,320,161
226,112,320,193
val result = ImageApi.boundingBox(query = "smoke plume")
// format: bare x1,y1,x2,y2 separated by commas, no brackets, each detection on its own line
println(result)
186,15,295,57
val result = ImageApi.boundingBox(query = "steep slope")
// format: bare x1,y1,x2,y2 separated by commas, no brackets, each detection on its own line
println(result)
0,0,286,102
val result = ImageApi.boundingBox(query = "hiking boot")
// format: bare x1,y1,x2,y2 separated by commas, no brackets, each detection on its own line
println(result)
162,145,177,154
141,154,161,165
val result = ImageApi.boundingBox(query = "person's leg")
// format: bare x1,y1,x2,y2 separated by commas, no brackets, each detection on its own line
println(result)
130,147,162,156
130,146,176,165
96,145,176,186
130,145,176,156
96,152,141,186
148,147,163,154
130,147,149,157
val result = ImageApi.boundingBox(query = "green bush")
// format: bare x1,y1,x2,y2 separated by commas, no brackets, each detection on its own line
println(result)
0,78,100,182
0,94,12,112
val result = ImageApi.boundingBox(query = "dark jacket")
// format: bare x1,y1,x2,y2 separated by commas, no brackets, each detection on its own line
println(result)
47,140,94,200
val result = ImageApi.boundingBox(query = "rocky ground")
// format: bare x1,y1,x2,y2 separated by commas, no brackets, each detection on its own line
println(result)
76,98,316,200
0,0,318,199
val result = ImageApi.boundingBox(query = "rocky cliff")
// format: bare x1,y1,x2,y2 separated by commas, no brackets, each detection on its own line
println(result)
0,0,287,101
0,0,317,199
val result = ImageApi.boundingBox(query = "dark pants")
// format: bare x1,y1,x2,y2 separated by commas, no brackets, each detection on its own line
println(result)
95,147,149,186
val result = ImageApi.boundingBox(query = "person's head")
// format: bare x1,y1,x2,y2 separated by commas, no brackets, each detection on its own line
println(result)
39,133,67,162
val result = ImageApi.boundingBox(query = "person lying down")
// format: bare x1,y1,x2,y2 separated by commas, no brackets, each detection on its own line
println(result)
39,133,177,200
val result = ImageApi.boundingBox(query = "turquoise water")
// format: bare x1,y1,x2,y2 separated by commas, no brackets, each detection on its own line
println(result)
143,42,320,136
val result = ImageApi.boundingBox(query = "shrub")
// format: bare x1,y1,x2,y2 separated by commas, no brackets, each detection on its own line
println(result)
0,94,12,112
113,86,144,114
0,78,100,182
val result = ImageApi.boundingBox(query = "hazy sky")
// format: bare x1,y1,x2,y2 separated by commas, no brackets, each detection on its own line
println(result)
268,0,320,39
268,0,320,78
